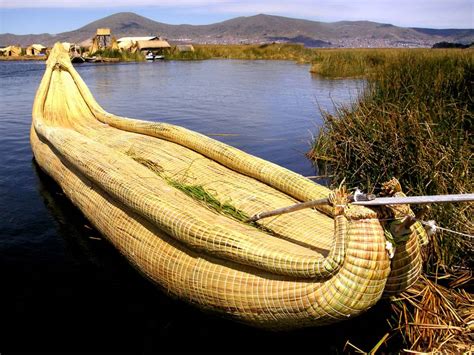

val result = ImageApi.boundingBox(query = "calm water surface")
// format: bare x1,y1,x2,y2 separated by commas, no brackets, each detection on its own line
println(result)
0,60,393,352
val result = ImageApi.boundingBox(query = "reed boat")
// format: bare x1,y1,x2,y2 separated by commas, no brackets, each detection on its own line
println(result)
31,43,428,329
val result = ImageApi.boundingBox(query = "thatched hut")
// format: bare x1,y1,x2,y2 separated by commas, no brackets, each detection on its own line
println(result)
0,45,22,57
26,44,47,56
117,36,158,51
88,28,115,53
95,28,111,49
136,39,171,55
176,44,195,52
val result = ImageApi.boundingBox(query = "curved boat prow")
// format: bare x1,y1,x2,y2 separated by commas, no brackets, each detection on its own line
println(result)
31,43,426,329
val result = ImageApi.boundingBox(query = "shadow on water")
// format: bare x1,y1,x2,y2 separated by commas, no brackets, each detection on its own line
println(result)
0,160,400,352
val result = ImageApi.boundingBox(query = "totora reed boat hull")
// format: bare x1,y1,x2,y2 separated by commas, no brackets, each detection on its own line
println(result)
30,43,428,329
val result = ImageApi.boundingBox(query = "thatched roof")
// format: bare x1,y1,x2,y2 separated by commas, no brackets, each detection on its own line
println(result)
137,40,171,50
96,28,111,36
117,36,158,43
30,44,46,50
117,40,134,51
117,37,160,51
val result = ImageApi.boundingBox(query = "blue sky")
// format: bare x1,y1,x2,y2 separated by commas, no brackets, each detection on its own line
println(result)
0,0,472,35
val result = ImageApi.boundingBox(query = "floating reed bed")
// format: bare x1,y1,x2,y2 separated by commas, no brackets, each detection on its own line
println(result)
309,48,396,78
167,43,317,62
308,48,473,351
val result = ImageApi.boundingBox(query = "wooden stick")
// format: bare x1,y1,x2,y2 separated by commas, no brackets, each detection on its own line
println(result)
247,198,330,222
352,193,474,206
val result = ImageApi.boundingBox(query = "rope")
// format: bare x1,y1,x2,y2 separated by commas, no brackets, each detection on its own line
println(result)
369,216,474,239
418,220,474,239
353,188,364,202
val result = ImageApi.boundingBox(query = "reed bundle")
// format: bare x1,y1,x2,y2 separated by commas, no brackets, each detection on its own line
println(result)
30,43,427,329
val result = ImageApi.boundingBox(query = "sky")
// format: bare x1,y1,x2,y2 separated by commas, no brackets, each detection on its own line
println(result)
0,0,472,35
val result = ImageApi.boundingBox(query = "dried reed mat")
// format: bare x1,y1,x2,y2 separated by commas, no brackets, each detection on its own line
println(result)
30,43,426,329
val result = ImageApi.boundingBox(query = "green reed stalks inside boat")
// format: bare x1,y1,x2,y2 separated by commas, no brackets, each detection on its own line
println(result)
125,149,275,231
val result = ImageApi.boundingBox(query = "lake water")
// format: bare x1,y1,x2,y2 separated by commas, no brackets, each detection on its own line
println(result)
0,60,394,352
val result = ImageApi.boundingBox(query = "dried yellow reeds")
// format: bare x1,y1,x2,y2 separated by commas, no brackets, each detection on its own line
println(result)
390,273,473,352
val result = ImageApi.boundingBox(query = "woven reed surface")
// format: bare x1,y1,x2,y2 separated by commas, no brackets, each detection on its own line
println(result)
382,199,427,296
31,127,391,328
29,43,423,328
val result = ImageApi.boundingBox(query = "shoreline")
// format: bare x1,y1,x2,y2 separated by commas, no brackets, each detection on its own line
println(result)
0,55,47,61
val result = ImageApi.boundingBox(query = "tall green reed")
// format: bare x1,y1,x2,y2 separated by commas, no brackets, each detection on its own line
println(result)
309,49,473,268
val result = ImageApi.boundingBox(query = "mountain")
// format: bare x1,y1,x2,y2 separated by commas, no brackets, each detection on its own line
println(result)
1,12,473,48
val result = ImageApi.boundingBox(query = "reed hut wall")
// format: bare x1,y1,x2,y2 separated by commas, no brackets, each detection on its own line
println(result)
3,45,22,56
26,44,46,56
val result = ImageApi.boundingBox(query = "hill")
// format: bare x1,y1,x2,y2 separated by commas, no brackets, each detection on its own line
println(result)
1,12,473,48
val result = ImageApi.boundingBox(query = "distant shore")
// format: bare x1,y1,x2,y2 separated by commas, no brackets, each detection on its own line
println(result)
0,55,46,61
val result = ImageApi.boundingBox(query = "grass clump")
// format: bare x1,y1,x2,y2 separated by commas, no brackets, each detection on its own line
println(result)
165,180,276,234
166,180,249,222
309,49,473,266
124,149,269,230
310,48,395,77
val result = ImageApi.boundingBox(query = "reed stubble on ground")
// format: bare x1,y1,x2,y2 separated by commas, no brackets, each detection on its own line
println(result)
308,48,473,352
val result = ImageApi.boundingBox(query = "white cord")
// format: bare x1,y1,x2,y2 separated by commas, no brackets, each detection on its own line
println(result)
385,241,395,259
422,220,437,236
354,188,364,202
419,220,473,239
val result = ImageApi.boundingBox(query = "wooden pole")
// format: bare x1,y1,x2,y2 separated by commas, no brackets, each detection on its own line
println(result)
248,193,474,222
247,198,329,222
248,193,375,222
